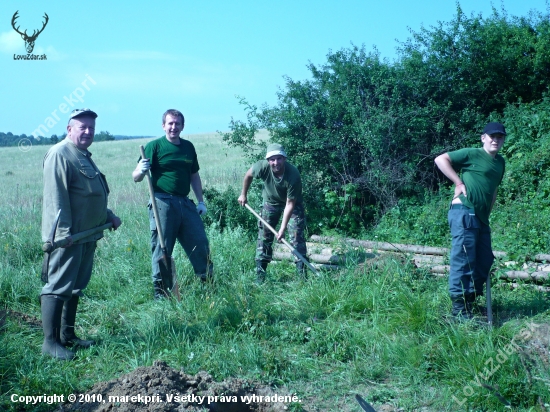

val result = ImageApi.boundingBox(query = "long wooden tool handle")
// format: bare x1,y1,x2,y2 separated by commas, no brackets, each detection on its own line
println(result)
245,203,319,275
140,146,180,302
42,222,113,252
72,223,113,243
486,273,493,326
140,146,167,250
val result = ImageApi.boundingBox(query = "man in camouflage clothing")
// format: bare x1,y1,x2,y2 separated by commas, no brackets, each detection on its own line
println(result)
238,143,308,282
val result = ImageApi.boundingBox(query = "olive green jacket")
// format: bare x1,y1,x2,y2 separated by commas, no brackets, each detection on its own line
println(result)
42,138,114,243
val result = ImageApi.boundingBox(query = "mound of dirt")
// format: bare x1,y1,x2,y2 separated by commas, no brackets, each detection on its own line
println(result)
61,360,298,412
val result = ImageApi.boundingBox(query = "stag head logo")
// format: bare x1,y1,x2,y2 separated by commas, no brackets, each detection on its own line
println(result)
11,11,49,54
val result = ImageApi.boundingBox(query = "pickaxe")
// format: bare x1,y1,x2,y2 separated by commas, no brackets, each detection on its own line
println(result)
41,210,113,282
245,203,319,276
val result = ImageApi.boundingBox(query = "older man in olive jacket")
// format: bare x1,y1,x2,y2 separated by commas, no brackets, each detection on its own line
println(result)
41,108,121,360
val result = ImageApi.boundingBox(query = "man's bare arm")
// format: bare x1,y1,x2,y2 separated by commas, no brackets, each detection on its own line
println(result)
277,198,296,241
434,153,466,199
190,172,204,203
238,168,254,206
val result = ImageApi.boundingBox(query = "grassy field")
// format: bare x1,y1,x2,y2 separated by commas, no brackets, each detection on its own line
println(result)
1,134,549,411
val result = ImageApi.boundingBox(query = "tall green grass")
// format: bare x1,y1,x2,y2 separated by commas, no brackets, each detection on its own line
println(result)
0,135,549,411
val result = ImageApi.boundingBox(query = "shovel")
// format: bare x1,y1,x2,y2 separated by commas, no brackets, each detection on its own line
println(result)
245,203,319,276
140,145,181,301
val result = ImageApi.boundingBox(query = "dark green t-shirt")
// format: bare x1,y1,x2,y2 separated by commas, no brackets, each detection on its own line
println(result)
142,137,199,197
251,160,303,206
448,148,505,225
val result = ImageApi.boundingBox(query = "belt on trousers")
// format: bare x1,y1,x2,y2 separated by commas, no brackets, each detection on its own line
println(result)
450,204,474,211
154,193,188,200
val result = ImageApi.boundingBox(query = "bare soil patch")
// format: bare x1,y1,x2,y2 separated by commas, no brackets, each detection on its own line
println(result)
61,360,297,412
0,309,42,331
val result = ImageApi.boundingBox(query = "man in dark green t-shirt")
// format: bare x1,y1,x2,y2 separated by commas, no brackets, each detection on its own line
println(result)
238,143,308,282
133,109,213,298
434,122,506,320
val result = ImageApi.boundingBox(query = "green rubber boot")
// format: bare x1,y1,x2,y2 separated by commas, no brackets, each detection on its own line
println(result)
296,260,309,279
256,261,268,284
60,296,95,348
41,295,75,360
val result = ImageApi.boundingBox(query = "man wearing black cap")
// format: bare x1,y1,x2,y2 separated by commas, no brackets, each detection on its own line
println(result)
41,108,121,360
434,122,506,320
238,143,308,282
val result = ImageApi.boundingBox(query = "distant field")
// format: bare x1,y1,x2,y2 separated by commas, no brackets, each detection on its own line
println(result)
0,131,250,215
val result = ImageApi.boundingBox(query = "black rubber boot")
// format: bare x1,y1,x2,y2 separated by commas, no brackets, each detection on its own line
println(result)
256,261,268,284
41,295,75,361
451,295,473,321
466,292,487,316
154,280,168,300
60,295,95,348
197,262,215,283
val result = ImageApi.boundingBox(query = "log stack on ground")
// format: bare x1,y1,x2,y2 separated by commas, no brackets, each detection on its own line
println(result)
271,235,550,287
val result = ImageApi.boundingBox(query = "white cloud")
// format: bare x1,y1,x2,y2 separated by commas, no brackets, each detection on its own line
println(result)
0,30,23,54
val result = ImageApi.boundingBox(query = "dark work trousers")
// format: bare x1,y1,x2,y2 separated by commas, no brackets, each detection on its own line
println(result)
448,205,494,298
255,202,307,264
149,193,213,287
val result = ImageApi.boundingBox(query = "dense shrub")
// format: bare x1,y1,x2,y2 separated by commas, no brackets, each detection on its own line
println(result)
202,185,262,235
222,6,550,236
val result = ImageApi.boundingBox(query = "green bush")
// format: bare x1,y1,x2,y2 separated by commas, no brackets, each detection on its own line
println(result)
222,6,550,235
202,185,262,235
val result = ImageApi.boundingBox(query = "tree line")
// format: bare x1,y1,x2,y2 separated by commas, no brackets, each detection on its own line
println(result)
0,131,115,147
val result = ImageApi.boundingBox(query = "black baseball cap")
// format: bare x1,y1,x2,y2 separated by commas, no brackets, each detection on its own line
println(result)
483,122,506,136
70,108,98,119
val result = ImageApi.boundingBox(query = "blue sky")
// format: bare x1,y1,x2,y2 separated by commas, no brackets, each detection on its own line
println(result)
0,0,548,137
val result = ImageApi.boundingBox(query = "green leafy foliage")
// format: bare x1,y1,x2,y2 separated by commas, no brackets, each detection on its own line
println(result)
367,95,550,259
202,184,262,234
222,6,550,236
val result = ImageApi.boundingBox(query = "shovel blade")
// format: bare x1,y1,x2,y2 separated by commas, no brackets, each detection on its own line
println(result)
157,254,181,301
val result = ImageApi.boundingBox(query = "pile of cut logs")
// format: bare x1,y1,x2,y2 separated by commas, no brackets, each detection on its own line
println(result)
273,235,550,289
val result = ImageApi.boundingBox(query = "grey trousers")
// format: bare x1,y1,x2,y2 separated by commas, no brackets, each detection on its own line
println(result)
149,193,213,285
41,241,97,300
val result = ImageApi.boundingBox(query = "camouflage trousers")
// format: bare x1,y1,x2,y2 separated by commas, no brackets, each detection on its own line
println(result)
256,202,307,264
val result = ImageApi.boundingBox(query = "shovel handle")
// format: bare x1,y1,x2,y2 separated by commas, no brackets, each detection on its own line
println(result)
140,146,180,301
486,273,493,326
140,146,167,251
245,203,319,275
